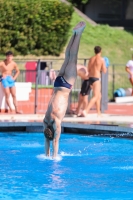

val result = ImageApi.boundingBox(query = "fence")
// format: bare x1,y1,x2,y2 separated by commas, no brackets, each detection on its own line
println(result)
0,59,130,114
108,64,131,100
14,59,85,114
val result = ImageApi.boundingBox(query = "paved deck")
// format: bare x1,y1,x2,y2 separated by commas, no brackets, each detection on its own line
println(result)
0,103,133,137
0,113,132,123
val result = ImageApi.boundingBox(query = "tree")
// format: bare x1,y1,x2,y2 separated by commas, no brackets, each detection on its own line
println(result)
67,0,90,8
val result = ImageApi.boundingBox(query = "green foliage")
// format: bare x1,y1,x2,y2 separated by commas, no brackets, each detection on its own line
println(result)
0,0,73,56
67,0,90,7
32,84,53,89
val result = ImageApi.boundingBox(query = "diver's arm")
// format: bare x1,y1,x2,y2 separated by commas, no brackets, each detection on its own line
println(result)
52,119,61,158
53,118,61,139
43,119,47,132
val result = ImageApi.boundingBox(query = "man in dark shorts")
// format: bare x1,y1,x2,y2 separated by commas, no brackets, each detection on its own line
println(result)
43,22,86,158
76,66,90,117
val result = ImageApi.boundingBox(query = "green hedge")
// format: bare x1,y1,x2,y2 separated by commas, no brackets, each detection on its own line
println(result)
32,84,53,89
0,0,74,56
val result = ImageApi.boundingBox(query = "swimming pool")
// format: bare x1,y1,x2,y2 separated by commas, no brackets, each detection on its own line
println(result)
0,132,133,199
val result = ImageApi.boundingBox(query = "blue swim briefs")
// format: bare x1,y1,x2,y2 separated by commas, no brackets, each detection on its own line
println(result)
54,76,72,89
1,76,15,88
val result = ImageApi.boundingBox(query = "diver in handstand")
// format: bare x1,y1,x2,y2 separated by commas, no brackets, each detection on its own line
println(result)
43,21,86,158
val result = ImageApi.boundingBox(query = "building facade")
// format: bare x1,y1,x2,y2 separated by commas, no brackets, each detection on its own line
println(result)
83,0,133,28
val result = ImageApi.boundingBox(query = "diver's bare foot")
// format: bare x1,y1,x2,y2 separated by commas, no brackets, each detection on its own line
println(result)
73,21,86,34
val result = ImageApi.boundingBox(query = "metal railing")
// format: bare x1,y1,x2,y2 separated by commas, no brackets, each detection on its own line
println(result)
11,60,130,114
108,64,131,100
14,58,89,114
16,68,83,114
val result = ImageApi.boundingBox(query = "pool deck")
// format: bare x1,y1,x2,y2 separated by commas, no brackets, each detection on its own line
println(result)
0,103,133,137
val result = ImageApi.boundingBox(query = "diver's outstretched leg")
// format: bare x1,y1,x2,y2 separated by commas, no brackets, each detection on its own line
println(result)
64,22,86,85
58,21,86,81
58,35,76,76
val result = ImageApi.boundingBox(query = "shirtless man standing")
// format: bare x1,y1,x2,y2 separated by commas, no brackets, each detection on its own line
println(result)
82,46,107,117
0,51,21,113
43,21,86,158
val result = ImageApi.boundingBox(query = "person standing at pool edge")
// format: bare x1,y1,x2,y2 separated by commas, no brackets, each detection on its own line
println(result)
75,64,90,117
43,21,86,158
82,46,107,117
0,51,21,114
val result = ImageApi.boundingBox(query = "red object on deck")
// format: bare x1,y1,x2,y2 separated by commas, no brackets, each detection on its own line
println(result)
25,61,37,83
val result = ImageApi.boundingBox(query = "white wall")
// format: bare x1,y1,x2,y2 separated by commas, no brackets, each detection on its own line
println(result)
0,82,32,110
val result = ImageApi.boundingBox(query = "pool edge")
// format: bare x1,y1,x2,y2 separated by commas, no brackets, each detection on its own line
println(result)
0,121,133,138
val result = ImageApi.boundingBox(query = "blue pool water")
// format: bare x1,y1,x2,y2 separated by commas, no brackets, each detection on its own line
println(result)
0,133,133,200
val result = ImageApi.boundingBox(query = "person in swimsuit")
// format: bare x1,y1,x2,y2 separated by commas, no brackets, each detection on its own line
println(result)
75,64,90,116
0,51,21,113
76,57,109,117
82,46,107,117
43,21,86,158
125,56,133,96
